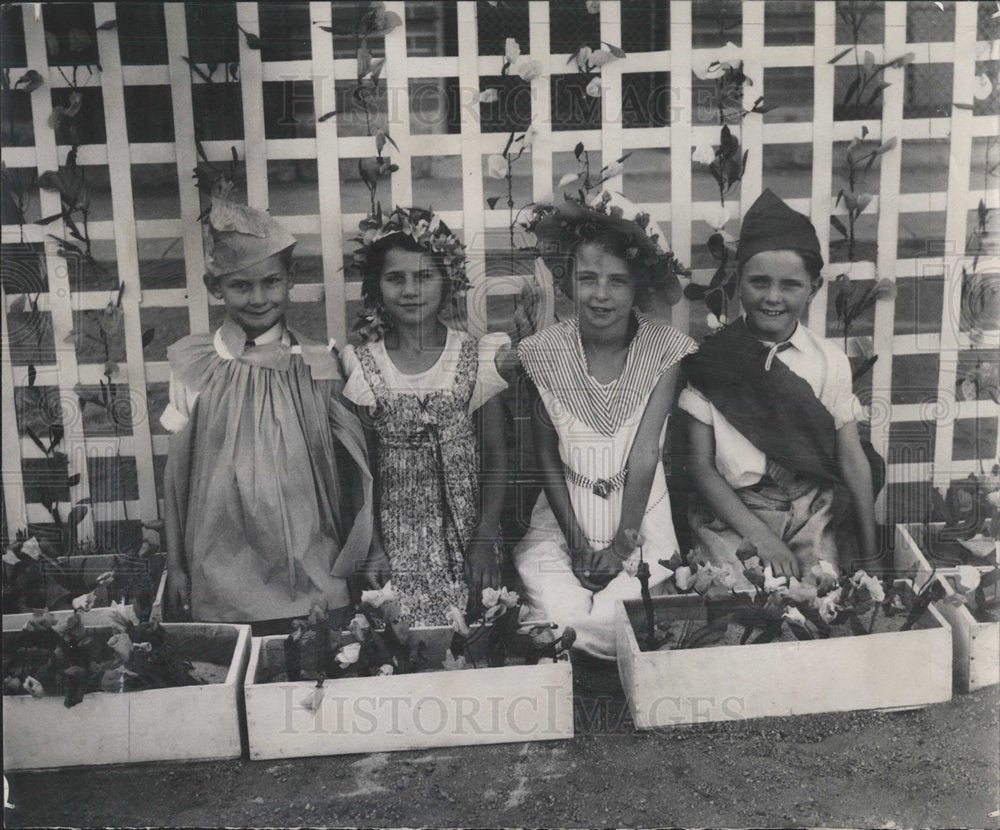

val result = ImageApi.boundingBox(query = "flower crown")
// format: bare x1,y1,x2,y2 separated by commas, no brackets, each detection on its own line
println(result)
351,206,469,340
524,192,689,304
351,205,468,286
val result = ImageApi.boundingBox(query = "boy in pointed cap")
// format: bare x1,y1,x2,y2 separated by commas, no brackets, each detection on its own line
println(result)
161,184,377,633
679,189,879,591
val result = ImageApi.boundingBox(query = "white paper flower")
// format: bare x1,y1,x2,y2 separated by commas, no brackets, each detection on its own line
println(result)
519,123,538,149
783,606,808,626
72,591,96,612
442,648,468,671
336,642,362,668
589,49,616,68
504,38,521,63
482,587,501,608
692,143,716,165
558,172,579,188
702,204,731,231
575,46,592,70
448,605,471,637
955,565,982,594
498,587,519,608
487,153,509,179
693,41,741,80
361,581,396,609
787,577,819,603
478,88,499,104
24,675,45,698
706,313,727,331
512,57,543,82
815,587,843,623
987,489,1000,509
349,613,371,642
973,73,994,101
600,160,624,180
763,566,788,593
376,663,394,676
19,537,42,560
673,565,693,591
621,550,641,578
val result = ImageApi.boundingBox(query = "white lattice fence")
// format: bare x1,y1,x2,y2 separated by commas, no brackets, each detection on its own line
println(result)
1,1,997,550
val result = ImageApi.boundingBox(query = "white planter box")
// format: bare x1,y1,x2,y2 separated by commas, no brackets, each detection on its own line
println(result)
3,622,250,771
244,627,574,760
895,523,999,693
3,560,167,632
615,594,952,729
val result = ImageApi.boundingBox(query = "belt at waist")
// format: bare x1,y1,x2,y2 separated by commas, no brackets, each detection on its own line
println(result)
563,464,628,499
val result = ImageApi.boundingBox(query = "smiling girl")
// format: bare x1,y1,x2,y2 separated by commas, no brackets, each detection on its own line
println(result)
681,189,878,591
514,199,696,659
340,209,511,625
162,186,373,631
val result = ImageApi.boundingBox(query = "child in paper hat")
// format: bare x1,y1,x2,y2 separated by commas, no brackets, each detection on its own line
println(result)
680,189,880,592
162,184,376,632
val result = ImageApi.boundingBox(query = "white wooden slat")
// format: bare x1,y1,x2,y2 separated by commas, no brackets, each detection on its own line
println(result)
869,0,907,520
529,0,555,328
668,1,693,335
739,2,764,214
237,3,269,209
309,1,348,346
933,1,980,491
808,1,836,333
599,1,624,194
456,1,489,335
163,3,209,333
93,2,159,525
383,2,413,208
1,281,28,535
19,4,95,540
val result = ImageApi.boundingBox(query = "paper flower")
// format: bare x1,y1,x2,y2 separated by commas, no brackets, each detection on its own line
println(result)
585,77,603,97
850,570,886,602
348,613,371,642
954,565,982,593
361,581,396,609
815,587,843,623
448,605,470,637
335,642,362,668
108,632,134,662
702,204,731,231
763,566,788,593
504,38,521,63
19,537,42,560
376,664,394,676
299,685,325,713
487,154,509,179
693,42,742,80
442,649,468,671
783,606,808,626
692,144,716,165
482,587,501,608
558,172,579,188
706,313,727,331
673,565,693,591
23,676,45,699
498,587,519,608
786,577,819,603
973,73,994,100
72,591,97,612
621,550,642,578
478,88,499,104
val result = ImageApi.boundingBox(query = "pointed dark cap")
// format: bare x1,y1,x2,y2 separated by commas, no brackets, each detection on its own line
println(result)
736,188,823,270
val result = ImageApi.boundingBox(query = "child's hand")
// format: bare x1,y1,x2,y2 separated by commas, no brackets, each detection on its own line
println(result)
572,546,622,591
464,540,500,598
750,533,801,579
166,570,192,620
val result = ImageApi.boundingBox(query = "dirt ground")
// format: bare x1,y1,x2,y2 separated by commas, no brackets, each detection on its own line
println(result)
4,665,999,829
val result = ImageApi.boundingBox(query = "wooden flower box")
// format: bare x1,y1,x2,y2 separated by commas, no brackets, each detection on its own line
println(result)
2,622,250,771
895,523,999,693
243,626,574,760
614,594,952,729
2,555,167,632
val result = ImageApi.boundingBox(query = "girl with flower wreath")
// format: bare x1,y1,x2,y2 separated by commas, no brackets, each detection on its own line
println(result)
340,208,515,627
514,196,697,660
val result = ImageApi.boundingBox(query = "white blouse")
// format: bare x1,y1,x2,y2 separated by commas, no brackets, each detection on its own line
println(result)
341,328,511,414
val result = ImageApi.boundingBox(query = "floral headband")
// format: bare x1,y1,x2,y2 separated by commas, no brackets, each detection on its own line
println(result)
525,195,688,304
351,206,469,340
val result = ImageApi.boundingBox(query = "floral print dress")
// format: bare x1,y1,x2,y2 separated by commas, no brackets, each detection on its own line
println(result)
344,330,508,625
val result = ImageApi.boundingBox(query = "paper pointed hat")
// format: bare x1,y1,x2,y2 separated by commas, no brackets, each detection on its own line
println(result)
204,182,297,277
736,188,822,269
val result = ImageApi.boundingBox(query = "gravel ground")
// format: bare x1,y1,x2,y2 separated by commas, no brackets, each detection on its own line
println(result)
5,664,998,829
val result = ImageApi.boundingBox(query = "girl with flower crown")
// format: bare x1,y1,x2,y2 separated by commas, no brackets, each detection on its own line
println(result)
340,208,513,626
514,197,697,659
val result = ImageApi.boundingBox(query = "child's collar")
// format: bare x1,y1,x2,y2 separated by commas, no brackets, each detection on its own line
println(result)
216,317,289,360
741,314,807,350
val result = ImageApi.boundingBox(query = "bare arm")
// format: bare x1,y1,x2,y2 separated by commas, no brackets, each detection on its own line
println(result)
528,378,590,558
163,444,191,618
687,415,801,578
611,365,682,555
352,403,390,587
465,396,506,596
836,420,878,570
